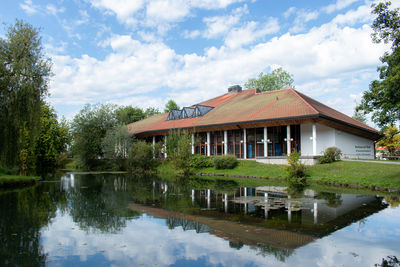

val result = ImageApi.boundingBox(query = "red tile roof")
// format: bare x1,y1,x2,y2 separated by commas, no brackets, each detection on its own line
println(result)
127,88,379,138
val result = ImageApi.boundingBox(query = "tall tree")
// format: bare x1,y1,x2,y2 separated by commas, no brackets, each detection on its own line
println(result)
357,1,400,127
71,104,117,169
166,130,193,176
144,107,160,118
164,100,179,113
244,67,294,92
0,20,52,168
34,104,70,173
115,106,145,125
102,125,132,169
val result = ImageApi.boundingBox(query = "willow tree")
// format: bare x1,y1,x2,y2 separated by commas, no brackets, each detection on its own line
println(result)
0,20,52,169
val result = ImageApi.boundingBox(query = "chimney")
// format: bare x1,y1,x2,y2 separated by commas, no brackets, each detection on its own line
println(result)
228,85,242,94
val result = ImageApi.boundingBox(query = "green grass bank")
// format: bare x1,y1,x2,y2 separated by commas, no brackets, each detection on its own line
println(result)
158,160,400,190
0,166,40,188
0,175,40,188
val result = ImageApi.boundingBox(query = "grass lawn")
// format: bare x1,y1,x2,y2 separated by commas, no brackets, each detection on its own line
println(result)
158,160,400,189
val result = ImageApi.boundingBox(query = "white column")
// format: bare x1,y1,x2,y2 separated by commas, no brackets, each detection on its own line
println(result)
207,189,211,209
243,128,247,159
312,123,317,156
224,193,228,213
224,130,228,155
264,192,268,219
191,133,195,154
264,127,268,157
244,188,247,214
287,125,291,156
191,189,195,205
314,202,318,224
206,132,211,156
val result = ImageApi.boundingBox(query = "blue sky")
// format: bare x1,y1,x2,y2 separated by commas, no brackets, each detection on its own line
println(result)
1,0,399,125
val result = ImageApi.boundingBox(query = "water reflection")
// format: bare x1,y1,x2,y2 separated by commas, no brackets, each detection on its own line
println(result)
1,173,399,266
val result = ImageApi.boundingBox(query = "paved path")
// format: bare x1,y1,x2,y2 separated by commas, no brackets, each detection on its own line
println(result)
342,159,400,165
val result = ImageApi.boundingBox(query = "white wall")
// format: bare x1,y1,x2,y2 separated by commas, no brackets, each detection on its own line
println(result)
316,124,336,155
335,129,375,159
300,124,313,156
301,123,335,156
300,123,374,159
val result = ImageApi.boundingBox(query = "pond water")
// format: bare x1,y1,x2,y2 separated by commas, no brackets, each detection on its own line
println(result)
0,173,399,266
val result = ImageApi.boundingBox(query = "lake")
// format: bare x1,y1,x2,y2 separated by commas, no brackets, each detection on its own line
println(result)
0,173,399,266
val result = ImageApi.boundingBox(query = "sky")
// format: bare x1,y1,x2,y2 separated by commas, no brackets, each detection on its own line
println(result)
1,0,399,125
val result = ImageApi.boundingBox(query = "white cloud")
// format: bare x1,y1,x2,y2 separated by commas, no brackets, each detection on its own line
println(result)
76,10,90,25
225,18,280,48
284,7,296,19
332,4,372,25
323,0,361,14
183,30,201,39
49,35,178,106
87,0,145,26
46,4,65,16
49,1,388,121
288,9,319,33
87,0,244,31
202,5,248,39
191,0,245,9
145,0,191,25
19,0,39,14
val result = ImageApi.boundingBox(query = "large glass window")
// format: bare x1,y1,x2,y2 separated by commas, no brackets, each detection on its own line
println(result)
195,133,207,155
246,128,265,158
290,125,301,153
267,126,287,156
227,130,244,158
210,131,224,156
256,128,264,157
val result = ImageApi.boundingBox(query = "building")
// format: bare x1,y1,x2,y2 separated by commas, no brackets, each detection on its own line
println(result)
127,86,380,164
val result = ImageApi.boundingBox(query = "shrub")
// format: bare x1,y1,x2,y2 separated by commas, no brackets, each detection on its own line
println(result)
318,147,342,164
190,154,213,169
285,150,307,181
213,155,238,169
127,141,160,172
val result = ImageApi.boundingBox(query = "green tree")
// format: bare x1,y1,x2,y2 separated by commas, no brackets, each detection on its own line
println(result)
102,125,132,169
115,106,145,125
166,130,193,176
34,104,70,173
164,100,179,113
352,109,367,124
144,107,160,118
127,140,160,172
0,20,52,169
357,1,400,127
244,67,294,92
71,104,117,169
377,125,400,156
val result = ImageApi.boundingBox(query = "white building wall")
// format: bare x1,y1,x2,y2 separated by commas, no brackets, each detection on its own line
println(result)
316,124,336,155
301,123,375,159
335,130,375,159
301,123,335,156
300,124,313,156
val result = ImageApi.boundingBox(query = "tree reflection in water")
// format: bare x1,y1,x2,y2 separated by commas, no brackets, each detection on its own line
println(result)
65,173,140,233
0,183,66,266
